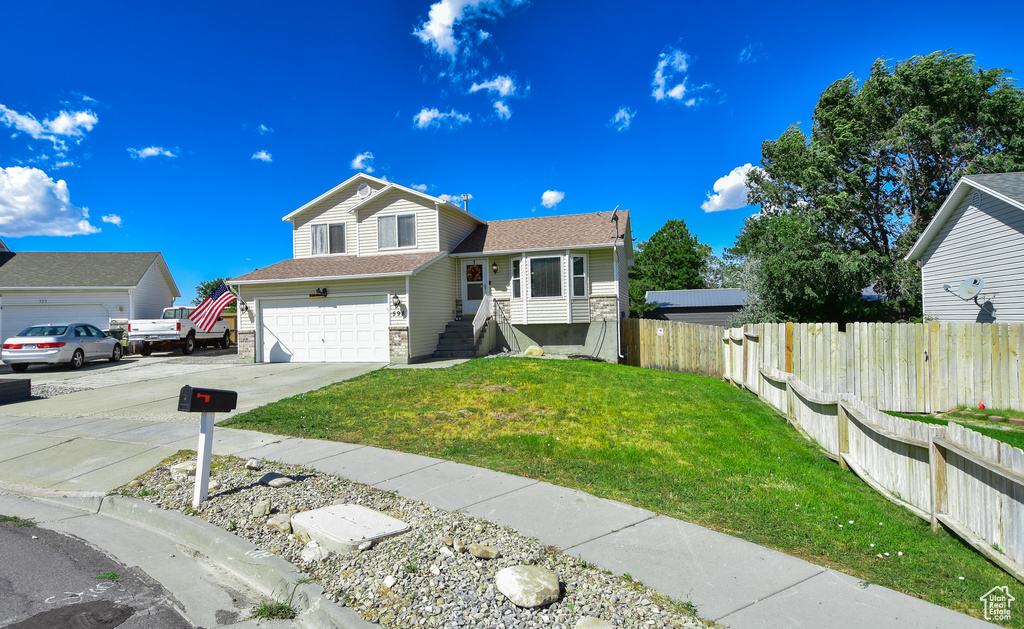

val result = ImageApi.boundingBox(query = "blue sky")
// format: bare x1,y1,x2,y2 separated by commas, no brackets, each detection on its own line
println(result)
2,0,1023,303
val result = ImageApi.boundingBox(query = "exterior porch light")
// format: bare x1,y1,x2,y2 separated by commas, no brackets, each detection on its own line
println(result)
491,261,499,275
391,294,401,308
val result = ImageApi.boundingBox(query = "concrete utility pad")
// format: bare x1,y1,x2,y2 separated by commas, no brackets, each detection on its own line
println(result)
291,504,410,553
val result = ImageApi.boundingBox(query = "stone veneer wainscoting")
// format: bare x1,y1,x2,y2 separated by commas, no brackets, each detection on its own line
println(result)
237,330,256,363
389,327,409,363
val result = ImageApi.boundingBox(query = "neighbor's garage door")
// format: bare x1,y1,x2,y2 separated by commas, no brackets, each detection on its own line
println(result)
1,304,110,343
260,295,389,363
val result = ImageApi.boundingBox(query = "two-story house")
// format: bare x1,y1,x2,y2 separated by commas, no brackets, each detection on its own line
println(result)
230,173,633,363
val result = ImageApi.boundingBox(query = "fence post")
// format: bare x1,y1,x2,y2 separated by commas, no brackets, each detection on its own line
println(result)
837,399,849,469
929,426,947,532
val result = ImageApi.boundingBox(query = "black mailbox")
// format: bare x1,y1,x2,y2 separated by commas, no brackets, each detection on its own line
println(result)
178,385,237,413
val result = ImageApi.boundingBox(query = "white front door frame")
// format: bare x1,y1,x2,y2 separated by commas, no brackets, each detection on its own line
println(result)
462,259,487,316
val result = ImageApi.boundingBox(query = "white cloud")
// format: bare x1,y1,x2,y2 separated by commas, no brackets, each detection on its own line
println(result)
0,103,98,160
415,0,522,58
0,166,100,237
252,150,273,162
439,193,472,207
414,108,472,129
102,214,123,226
469,75,516,97
128,146,176,159
737,43,762,63
258,123,274,134
351,152,375,172
493,101,511,120
411,183,429,192
701,163,758,213
651,47,708,106
609,106,636,131
541,190,564,209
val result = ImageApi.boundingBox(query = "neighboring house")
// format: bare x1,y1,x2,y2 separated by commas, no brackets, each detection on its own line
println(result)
645,289,747,326
0,249,180,341
906,172,1024,323
230,173,633,364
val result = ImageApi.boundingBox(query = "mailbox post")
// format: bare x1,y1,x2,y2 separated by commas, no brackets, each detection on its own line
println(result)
178,385,237,508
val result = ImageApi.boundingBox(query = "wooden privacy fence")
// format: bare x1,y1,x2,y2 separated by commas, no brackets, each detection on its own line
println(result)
621,318,1024,583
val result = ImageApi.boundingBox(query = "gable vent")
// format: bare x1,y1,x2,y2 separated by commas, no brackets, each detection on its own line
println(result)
971,190,982,208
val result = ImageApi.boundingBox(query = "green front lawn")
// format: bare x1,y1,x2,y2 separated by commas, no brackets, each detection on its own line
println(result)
224,358,1022,625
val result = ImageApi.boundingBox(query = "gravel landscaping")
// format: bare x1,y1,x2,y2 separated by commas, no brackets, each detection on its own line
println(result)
118,453,710,629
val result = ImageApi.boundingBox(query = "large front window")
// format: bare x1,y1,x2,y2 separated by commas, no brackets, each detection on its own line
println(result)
530,257,562,298
378,214,416,249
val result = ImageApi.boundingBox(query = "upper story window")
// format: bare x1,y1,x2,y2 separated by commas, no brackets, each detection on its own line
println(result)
530,256,562,298
312,223,345,255
571,255,587,298
378,214,416,249
511,259,522,299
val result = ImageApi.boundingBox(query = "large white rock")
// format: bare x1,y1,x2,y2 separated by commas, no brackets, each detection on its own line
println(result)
495,565,560,608
575,617,614,629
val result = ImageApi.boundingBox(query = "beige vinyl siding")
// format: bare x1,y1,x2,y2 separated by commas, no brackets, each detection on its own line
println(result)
409,257,457,359
292,184,384,258
357,192,439,256
236,277,407,334
133,261,176,319
526,299,568,323
440,208,481,252
588,248,615,296
487,257,512,300
571,298,590,322
920,193,1024,322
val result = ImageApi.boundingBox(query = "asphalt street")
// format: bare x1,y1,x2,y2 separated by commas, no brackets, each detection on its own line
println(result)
0,515,193,628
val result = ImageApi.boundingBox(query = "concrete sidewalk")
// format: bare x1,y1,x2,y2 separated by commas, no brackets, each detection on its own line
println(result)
0,414,996,628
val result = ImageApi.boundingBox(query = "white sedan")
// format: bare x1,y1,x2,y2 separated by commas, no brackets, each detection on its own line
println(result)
2,323,124,372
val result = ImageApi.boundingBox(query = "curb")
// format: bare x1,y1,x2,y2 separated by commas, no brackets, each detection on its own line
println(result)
38,493,377,629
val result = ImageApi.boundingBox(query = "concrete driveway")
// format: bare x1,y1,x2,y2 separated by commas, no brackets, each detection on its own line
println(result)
0,351,385,424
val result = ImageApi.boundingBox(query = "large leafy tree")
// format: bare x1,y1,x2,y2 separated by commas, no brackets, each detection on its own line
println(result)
738,51,1024,323
628,219,711,316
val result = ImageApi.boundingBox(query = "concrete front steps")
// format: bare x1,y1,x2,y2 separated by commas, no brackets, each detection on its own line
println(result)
433,319,480,359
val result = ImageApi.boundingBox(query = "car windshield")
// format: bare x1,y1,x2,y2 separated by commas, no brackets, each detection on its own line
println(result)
19,325,68,337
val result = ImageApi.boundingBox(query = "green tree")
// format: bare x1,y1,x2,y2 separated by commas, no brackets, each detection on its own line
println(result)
192,277,237,312
740,51,1024,322
628,219,711,317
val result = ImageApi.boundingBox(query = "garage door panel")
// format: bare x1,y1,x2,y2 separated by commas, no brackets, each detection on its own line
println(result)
260,295,389,364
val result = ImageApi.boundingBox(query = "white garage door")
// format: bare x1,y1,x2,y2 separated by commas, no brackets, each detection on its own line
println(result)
1,304,111,342
260,295,389,363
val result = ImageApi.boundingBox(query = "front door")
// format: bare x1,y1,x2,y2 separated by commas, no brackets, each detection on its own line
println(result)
462,259,486,316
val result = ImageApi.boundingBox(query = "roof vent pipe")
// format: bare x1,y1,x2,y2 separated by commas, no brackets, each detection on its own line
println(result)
462,194,471,212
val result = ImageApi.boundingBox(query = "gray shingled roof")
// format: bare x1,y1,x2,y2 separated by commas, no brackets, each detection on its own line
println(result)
232,252,447,283
0,252,162,288
452,211,628,254
646,289,748,308
964,172,1024,204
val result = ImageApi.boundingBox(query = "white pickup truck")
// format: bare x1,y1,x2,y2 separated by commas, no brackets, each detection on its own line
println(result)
127,306,231,356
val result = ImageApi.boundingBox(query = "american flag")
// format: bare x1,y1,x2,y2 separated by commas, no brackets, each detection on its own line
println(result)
190,281,237,332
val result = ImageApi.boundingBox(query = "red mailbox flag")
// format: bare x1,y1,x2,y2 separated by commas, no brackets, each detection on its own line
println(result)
189,281,237,332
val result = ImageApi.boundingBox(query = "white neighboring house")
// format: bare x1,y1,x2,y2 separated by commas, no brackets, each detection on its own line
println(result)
906,172,1024,323
0,243,180,341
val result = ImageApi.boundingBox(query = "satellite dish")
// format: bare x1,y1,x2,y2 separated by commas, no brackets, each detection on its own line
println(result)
609,205,619,223
356,183,372,199
958,277,985,300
